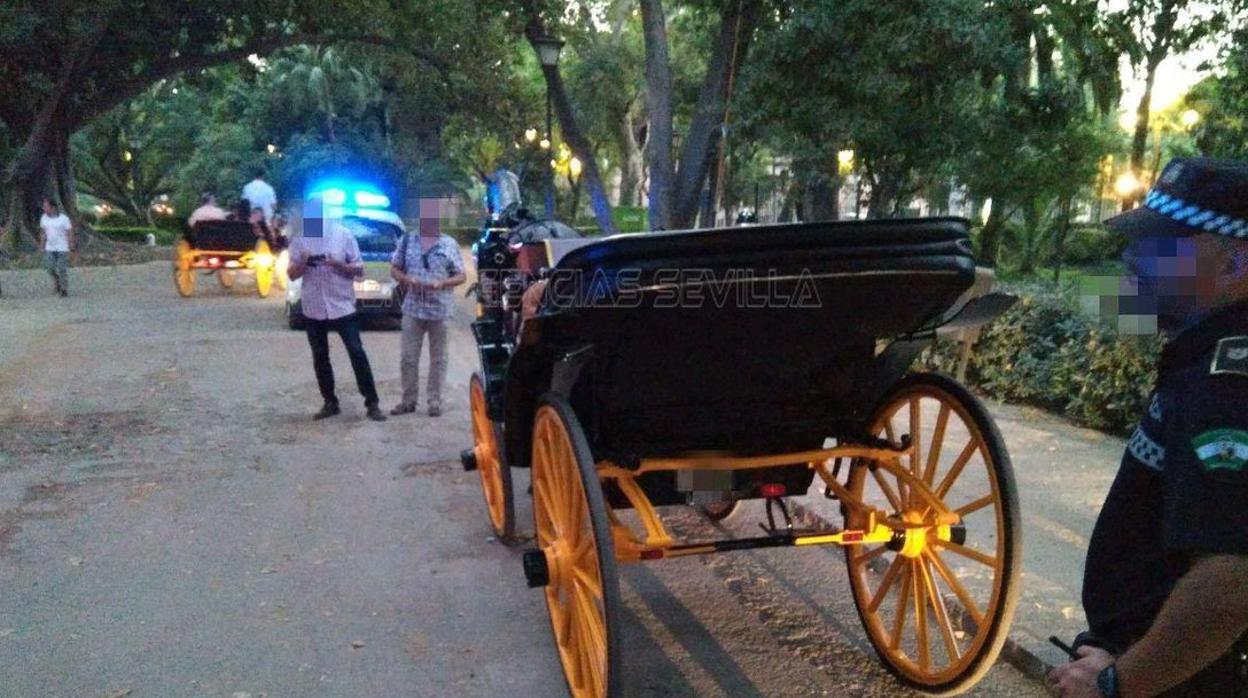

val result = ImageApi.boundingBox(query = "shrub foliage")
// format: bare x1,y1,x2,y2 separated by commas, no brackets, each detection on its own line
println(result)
944,284,1162,435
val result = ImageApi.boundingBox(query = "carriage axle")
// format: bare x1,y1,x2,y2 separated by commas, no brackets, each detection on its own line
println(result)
521,518,968,588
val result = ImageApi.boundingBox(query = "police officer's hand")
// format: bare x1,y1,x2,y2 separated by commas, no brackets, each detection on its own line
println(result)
1046,645,1114,698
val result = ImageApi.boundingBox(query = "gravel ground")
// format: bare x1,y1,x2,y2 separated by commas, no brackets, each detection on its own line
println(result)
0,260,1054,697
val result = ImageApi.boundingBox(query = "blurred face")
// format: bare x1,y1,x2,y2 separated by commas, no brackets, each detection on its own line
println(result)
42,200,56,216
418,199,442,237
1120,233,1235,332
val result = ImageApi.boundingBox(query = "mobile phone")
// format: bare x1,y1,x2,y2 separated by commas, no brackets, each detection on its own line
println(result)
306,254,327,267
1049,635,1080,660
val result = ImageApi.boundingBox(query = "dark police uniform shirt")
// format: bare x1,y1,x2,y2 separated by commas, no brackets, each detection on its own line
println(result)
1083,302,1248,652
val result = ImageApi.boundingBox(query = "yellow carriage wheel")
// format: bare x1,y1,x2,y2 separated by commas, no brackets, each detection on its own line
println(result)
217,269,236,288
531,395,622,698
275,249,290,291
470,373,514,541
844,372,1020,695
253,240,274,298
173,240,195,297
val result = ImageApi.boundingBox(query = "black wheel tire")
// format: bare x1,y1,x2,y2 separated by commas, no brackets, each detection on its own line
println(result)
286,302,306,331
533,392,624,698
844,371,1021,696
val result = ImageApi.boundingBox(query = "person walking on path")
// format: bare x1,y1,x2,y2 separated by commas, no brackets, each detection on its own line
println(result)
286,198,386,422
242,168,277,222
1047,158,1248,697
389,199,466,417
38,199,73,297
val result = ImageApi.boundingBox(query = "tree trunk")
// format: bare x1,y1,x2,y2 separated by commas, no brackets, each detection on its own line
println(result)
1052,195,1073,283
808,172,838,222
640,0,675,230
670,0,763,229
528,60,615,234
979,201,1006,268
699,155,720,227
614,108,645,207
1124,58,1159,211
866,169,904,219
779,179,799,223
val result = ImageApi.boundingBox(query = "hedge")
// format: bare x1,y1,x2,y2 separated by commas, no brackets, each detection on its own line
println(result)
929,283,1162,435
96,226,178,246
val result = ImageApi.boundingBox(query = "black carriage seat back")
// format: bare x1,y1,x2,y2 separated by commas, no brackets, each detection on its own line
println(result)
520,218,978,456
189,220,260,253
512,218,582,244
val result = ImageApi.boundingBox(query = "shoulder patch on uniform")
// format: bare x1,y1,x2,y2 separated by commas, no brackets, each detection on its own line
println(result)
1192,429,1248,472
1211,336,1248,377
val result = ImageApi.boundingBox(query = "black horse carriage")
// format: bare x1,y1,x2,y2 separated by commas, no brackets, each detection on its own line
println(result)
173,220,278,298
463,215,1021,697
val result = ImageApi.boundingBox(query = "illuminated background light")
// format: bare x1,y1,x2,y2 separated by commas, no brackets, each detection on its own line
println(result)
354,191,391,208
320,188,347,206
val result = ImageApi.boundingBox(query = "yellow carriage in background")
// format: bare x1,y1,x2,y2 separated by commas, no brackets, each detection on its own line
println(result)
173,220,276,298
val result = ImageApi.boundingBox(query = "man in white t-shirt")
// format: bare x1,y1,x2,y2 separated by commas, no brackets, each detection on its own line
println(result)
241,168,277,222
38,199,73,297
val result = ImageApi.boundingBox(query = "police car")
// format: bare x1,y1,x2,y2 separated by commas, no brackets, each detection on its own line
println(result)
284,183,405,330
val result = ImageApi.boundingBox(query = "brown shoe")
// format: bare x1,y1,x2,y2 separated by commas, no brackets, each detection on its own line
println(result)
390,402,416,416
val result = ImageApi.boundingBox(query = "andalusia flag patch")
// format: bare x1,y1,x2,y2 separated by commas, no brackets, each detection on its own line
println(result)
1192,429,1248,472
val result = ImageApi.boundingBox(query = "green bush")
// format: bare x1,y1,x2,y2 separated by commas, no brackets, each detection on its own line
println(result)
1059,224,1126,266
152,214,186,235
96,226,178,246
1050,327,1162,433
971,289,1091,407
952,283,1162,435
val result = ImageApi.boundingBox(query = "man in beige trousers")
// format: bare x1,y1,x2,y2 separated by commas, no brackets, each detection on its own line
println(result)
389,200,466,417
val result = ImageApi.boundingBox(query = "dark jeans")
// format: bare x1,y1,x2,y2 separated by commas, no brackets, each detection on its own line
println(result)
304,313,379,408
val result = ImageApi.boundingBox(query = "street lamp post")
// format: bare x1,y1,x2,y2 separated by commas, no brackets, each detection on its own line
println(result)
531,35,565,218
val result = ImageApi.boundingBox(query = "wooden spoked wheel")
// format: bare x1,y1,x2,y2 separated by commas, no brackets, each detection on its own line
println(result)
470,373,514,540
173,241,195,297
253,240,274,298
217,269,236,288
844,372,1020,695
531,394,621,698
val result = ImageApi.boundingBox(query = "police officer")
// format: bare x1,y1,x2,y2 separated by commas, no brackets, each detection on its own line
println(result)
1048,158,1248,697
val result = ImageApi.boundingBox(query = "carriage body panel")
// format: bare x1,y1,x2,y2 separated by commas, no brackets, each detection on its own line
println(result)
503,218,976,468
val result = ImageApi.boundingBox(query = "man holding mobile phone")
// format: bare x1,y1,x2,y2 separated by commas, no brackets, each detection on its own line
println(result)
388,198,466,417
287,196,386,422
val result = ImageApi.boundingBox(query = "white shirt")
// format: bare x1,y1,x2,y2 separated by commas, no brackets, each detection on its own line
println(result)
289,226,362,321
187,204,227,228
40,213,72,252
242,179,277,220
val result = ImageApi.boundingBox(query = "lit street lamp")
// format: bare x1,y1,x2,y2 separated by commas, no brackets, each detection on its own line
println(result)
531,35,565,218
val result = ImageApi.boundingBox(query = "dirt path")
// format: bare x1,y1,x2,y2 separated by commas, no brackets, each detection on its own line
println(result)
0,261,1048,697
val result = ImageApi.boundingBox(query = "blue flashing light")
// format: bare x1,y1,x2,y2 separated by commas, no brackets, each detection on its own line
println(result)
309,180,392,210
321,188,347,206
354,191,391,209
